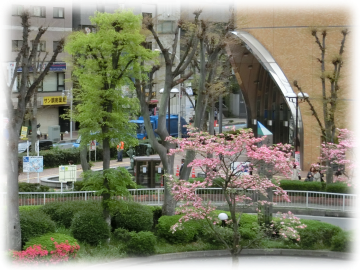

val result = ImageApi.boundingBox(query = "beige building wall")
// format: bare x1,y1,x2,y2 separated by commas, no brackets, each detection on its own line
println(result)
235,6,353,170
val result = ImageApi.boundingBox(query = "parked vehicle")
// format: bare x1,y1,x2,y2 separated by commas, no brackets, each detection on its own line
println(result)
129,114,188,140
18,140,53,153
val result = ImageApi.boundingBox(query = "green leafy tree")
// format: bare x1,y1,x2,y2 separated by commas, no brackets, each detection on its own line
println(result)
65,10,157,225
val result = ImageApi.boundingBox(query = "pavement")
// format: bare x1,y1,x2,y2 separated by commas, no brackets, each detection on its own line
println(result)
83,250,354,270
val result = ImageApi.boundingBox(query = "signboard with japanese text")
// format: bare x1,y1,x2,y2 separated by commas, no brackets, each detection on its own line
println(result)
20,126,28,140
59,165,77,182
43,96,67,105
231,162,250,176
23,156,43,173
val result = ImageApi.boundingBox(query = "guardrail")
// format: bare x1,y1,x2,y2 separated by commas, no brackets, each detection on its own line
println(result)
7,188,356,212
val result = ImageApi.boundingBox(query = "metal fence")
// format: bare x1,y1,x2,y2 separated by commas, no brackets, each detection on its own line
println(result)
7,188,356,212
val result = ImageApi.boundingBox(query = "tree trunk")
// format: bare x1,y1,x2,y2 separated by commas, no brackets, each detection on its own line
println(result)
80,144,89,172
31,91,38,155
7,125,22,251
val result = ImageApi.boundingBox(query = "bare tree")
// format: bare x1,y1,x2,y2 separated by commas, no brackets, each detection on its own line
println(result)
139,12,200,215
5,11,64,250
293,28,349,183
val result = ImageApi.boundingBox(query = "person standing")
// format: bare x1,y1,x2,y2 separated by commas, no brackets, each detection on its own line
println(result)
306,167,315,182
214,108,218,127
179,159,185,175
117,141,124,162
313,169,321,182
292,164,301,180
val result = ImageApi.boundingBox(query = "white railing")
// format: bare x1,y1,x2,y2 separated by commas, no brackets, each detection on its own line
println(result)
7,189,356,211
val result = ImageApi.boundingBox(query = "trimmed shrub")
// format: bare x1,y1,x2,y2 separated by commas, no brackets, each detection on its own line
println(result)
147,206,162,229
279,180,323,192
41,200,102,228
24,232,78,251
70,210,110,246
298,219,343,249
156,215,202,244
113,228,131,242
20,209,56,247
111,201,153,232
331,231,352,252
18,182,50,192
126,231,156,256
201,226,234,246
325,182,351,194
0,251,13,269
19,205,43,212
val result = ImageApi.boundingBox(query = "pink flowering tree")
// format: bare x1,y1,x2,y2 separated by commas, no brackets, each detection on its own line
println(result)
313,128,356,186
166,127,306,265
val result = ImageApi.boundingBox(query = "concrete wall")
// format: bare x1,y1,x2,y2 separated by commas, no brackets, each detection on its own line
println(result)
234,5,353,170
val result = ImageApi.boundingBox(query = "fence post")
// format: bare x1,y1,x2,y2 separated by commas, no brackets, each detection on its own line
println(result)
343,195,345,212
85,192,87,201
158,189,160,206
306,192,309,208
44,193,46,205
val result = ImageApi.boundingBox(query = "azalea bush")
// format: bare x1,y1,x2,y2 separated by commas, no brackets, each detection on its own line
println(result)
165,127,306,263
12,238,80,265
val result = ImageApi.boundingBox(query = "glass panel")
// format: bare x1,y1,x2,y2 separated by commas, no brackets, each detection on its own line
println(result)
42,73,57,91
58,73,65,85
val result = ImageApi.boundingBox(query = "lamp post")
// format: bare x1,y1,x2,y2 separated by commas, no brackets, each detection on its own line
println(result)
218,212,228,227
285,92,309,159
62,88,73,140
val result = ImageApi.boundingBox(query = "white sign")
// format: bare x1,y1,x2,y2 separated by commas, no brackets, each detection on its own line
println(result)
59,165,77,182
143,166,147,173
89,140,96,151
158,167,162,174
230,162,250,176
23,156,43,173
295,151,301,168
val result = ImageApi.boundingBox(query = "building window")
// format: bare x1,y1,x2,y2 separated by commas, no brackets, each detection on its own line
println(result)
17,74,43,92
53,41,63,52
31,41,46,52
82,25,97,34
12,5,24,16
142,12,152,18
31,6,46,17
57,73,65,91
143,42,152,50
157,20,176,34
12,40,23,52
53,7,64,18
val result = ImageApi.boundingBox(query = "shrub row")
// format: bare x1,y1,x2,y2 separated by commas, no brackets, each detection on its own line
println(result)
278,180,351,194
19,183,50,192
24,232,78,251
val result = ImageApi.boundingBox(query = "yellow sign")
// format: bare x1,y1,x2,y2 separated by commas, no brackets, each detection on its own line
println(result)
43,96,67,105
20,126,28,140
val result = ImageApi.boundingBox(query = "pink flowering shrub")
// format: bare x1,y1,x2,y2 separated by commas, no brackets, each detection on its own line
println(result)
165,127,306,256
315,128,356,186
11,238,80,265
269,211,307,242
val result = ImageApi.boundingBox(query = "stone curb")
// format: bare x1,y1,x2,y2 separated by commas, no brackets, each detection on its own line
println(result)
88,249,352,267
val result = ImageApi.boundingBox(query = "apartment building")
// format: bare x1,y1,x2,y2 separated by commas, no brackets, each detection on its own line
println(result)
5,2,73,135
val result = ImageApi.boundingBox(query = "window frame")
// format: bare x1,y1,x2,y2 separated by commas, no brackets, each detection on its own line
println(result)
53,7,64,18
12,40,23,52
31,40,46,52
12,5,24,16
157,20,176,34
53,41,63,52
31,6,46,18
57,72,65,92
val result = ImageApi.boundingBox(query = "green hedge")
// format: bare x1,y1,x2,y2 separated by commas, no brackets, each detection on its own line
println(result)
298,219,343,249
126,231,156,256
24,232,78,251
147,206,162,230
41,200,102,228
156,215,202,244
278,180,351,194
19,183,50,192
70,210,110,246
331,229,360,254
110,201,153,232
20,208,56,247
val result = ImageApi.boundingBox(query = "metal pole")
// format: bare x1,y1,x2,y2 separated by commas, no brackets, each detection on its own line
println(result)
295,97,299,156
168,95,170,134
219,96,223,134
70,89,73,140
178,89,181,138
27,140,29,183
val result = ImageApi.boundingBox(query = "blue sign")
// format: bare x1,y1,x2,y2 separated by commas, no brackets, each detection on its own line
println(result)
23,156,43,173
17,62,66,72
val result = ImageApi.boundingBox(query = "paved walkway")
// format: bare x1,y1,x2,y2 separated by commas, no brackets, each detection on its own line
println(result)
118,256,357,270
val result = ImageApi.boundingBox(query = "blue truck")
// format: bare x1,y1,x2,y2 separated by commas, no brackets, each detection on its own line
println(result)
130,114,188,140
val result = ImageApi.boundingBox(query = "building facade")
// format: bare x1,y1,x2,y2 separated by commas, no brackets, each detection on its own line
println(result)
5,2,73,136
228,5,352,170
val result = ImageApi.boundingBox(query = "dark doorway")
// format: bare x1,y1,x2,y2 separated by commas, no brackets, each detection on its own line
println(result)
58,106,70,133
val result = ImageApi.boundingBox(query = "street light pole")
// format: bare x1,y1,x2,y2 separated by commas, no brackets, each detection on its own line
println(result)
70,88,73,140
